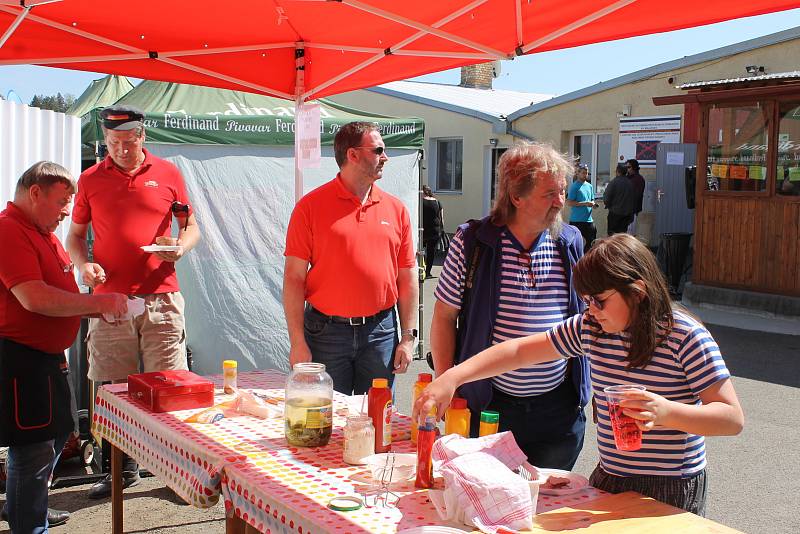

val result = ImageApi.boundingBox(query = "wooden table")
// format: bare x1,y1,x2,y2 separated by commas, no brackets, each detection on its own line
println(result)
93,370,742,534
530,491,742,533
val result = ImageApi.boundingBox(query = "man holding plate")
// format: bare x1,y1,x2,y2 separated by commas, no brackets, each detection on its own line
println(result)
66,104,201,499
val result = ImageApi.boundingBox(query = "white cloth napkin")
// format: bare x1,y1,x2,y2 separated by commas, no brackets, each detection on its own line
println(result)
103,296,145,323
429,432,532,534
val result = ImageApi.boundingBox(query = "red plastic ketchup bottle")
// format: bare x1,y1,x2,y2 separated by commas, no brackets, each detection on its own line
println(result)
367,378,393,453
415,416,436,489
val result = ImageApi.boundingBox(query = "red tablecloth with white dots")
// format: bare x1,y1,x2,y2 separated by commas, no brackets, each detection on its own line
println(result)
91,369,414,508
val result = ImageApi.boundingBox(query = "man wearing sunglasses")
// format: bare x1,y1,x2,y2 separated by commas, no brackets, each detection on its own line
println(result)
430,142,590,471
283,122,418,395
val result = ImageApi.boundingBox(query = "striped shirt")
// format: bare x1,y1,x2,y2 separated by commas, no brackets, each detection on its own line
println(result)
547,311,731,478
435,227,570,396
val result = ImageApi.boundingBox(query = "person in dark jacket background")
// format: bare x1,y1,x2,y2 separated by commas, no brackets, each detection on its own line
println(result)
626,159,645,234
429,142,589,470
422,185,444,278
604,163,637,235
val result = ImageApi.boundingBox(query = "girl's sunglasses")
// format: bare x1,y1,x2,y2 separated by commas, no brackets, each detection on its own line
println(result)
581,290,617,310
354,146,385,155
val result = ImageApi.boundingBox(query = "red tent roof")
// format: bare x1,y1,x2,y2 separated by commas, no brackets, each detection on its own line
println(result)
2,0,799,100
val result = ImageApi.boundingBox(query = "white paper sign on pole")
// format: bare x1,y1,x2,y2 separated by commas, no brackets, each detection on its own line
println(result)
295,103,321,169
666,151,684,165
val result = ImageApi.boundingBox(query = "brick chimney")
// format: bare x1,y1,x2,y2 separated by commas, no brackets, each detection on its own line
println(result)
460,63,494,89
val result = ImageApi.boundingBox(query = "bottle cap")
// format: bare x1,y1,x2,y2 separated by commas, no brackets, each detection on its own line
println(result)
449,398,467,410
420,415,436,431
417,373,432,383
480,410,499,424
372,378,388,388
223,360,237,368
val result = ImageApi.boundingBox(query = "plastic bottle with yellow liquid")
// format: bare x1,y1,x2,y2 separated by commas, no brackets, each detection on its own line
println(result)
410,373,432,443
444,398,470,437
478,410,500,437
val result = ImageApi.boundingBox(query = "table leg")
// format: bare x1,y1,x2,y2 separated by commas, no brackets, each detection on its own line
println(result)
226,514,246,534
111,443,123,534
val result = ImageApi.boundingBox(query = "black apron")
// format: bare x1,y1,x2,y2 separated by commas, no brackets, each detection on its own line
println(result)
0,338,75,445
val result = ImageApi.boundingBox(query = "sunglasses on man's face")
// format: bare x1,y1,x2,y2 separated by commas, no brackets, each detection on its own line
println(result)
581,290,617,310
354,146,385,155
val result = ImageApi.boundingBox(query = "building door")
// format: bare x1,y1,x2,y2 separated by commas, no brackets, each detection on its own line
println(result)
654,143,696,247
571,132,612,195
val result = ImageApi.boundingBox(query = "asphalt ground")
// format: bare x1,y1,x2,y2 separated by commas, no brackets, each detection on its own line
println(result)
1,263,797,533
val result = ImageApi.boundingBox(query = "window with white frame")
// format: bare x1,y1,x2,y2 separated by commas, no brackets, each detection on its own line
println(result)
434,138,463,192
571,132,612,196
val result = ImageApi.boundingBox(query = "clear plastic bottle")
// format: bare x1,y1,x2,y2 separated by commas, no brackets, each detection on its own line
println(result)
343,414,375,465
284,362,333,447
411,372,432,444
222,359,238,394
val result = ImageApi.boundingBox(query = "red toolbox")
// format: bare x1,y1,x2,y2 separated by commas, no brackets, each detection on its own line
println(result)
128,370,214,413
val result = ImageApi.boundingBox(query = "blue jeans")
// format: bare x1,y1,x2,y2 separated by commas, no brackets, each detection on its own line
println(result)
4,432,69,533
304,307,398,395
488,379,586,470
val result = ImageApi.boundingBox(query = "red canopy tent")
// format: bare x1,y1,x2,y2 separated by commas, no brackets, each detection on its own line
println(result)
2,0,800,102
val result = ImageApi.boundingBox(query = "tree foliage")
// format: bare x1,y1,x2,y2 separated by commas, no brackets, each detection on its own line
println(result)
29,92,76,112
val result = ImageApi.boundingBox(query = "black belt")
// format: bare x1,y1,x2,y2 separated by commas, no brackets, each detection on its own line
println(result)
308,306,391,326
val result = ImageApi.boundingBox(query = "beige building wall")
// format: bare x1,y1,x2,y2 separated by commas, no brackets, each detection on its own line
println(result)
513,37,800,244
329,90,517,234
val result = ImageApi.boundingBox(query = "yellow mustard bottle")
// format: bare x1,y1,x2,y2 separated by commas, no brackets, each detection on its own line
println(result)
478,410,500,437
444,397,470,437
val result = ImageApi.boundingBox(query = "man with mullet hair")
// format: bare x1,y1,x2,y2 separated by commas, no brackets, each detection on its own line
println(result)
430,141,590,470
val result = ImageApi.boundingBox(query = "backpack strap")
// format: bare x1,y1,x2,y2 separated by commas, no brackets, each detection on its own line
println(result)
458,219,485,326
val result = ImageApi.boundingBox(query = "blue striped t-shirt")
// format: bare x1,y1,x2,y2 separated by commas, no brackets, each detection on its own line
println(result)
435,227,570,396
547,311,731,478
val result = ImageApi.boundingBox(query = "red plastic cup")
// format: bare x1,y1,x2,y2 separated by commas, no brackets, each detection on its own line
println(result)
603,385,646,451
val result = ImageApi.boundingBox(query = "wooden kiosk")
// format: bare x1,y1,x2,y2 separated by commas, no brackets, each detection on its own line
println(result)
654,73,800,300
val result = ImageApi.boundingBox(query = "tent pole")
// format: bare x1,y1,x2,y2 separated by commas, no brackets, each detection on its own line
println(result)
416,150,425,362
0,5,32,50
294,42,306,203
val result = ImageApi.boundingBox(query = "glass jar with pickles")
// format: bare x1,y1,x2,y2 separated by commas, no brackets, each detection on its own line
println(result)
284,362,333,447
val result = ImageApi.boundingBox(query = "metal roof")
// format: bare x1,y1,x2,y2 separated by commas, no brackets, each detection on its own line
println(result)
678,70,800,88
367,80,554,130
508,25,800,121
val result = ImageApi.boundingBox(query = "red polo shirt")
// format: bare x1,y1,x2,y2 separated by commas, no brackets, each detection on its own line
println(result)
0,202,80,353
284,175,415,317
72,149,193,295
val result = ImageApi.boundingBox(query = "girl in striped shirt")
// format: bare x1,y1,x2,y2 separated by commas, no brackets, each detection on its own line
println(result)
414,233,743,515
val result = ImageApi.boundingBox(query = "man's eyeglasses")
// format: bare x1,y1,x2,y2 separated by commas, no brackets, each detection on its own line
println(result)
354,146,385,155
518,251,535,288
581,290,617,310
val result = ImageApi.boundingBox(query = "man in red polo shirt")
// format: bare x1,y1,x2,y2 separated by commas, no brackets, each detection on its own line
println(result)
66,105,201,499
0,161,127,532
283,121,418,395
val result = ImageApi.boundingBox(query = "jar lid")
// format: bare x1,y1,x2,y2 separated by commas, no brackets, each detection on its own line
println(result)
223,360,237,368
327,496,363,511
449,398,467,410
480,410,499,424
346,414,372,423
372,378,388,388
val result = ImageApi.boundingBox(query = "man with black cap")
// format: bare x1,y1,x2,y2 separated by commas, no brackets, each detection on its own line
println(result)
66,104,201,499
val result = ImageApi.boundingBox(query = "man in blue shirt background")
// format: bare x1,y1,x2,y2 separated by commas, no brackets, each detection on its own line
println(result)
567,164,597,250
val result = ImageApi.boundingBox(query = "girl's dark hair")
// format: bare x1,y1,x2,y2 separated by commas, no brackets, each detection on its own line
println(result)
573,233,673,368
422,185,433,196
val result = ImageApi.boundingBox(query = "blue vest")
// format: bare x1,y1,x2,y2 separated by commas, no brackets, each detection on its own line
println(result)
455,216,591,417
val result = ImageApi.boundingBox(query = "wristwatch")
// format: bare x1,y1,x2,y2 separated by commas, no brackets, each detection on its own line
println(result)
401,328,418,341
